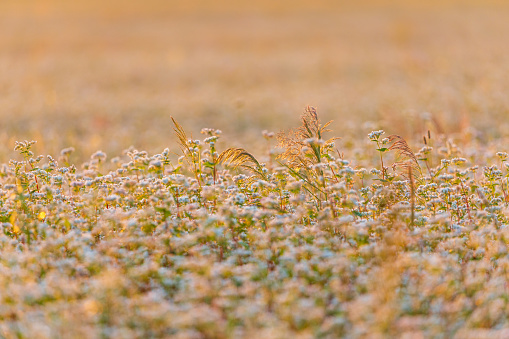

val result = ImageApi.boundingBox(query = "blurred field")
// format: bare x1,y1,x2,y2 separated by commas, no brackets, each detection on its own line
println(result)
2,0,509,161
5,2,509,337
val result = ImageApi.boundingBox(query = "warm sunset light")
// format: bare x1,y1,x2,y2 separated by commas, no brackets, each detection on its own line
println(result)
1,1,508,337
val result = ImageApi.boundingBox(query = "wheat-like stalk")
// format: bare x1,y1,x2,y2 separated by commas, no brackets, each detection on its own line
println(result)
171,116,190,154
218,147,265,178
171,116,203,186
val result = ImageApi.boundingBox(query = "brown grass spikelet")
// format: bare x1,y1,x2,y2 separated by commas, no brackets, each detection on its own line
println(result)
171,116,189,154
276,106,337,169
387,134,422,180
275,106,340,206
218,147,265,178
171,116,203,187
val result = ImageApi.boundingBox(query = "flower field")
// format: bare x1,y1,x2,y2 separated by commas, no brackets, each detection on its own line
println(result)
1,108,509,338
3,1,509,338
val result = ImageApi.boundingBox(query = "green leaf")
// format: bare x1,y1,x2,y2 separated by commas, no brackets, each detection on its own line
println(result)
353,210,363,217
155,207,172,221
376,148,388,152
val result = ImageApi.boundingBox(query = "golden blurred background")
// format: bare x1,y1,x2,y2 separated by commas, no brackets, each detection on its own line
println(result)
1,0,509,161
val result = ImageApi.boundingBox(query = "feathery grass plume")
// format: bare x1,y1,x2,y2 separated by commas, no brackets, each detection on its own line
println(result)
276,107,339,207
276,106,336,169
387,134,422,181
218,147,265,179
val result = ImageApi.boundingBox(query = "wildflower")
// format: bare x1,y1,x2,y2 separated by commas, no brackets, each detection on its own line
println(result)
91,150,107,161
262,130,275,139
105,194,119,202
59,147,74,158
368,130,385,141
497,152,508,161
452,157,467,165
